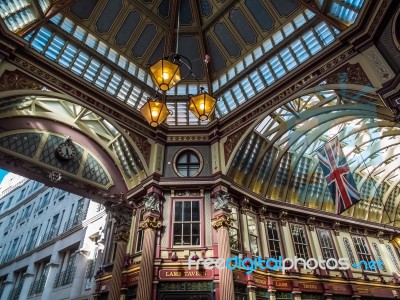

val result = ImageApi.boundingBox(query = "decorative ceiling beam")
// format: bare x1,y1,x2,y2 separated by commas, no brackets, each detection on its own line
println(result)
296,0,347,31
17,0,77,37
166,0,179,55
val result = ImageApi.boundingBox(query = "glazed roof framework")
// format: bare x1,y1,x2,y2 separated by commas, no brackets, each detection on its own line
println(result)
0,0,368,125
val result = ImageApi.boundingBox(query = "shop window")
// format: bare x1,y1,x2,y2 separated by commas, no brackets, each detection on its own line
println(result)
316,228,337,267
229,205,240,251
234,284,247,300
275,291,293,299
301,294,323,300
247,214,259,256
173,200,200,246
290,224,310,260
265,220,282,259
352,236,374,271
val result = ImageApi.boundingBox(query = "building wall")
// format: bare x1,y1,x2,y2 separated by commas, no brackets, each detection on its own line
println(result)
97,188,400,300
0,173,107,300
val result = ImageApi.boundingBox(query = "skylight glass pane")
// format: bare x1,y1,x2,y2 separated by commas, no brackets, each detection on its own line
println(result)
177,84,186,95
282,23,295,37
262,39,273,53
117,79,132,101
217,100,228,115
244,53,254,67
253,46,263,60
83,58,101,82
272,31,284,45
85,33,98,48
188,84,199,95
280,48,297,71
213,81,219,91
227,67,236,80
50,13,62,25
259,64,275,85
45,35,65,60
269,56,286,78
96,41,108,56
31,27,52,52
61,18,75,34
107,49,118,63
290,39,309,63
240,78,255,99
232,85,246,104
39,0,51,13
128,62,138,75
95,66,111,89
59,43,78,68
224,90,236,109
106,73,122,95
73,26,86,41
293,13,307,28
220,74,228,87
71,51,90,75
236,61,245,73
302,31,322,55
304,9,316,19
118,55,128,69
315,22,335,46
249,70,265,92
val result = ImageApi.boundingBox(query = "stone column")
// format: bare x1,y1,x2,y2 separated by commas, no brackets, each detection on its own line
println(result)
239,198,251,253
69,251,89,299
136,192,162,300
41,261,60,300
0,275,14,300
136,212,161,300
212,211,235,300
18,270,35,299
108,202,132,300
247,285,257,300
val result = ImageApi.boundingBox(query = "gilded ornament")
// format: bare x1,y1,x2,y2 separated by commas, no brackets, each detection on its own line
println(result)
140,216,162,230
212,215,233,229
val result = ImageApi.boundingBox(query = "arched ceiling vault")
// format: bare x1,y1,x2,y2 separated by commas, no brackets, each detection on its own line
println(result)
228,87,400,225
0,90,149,192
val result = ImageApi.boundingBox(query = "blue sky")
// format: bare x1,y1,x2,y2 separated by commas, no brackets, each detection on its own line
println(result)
0,169,8,184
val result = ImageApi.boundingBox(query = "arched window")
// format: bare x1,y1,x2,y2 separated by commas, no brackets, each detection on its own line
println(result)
372,242,387,272
343,237,356,265
386,244,400,273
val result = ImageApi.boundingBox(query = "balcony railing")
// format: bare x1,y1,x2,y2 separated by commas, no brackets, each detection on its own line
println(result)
19,240,36,255
1,251,17,263
63,210,88,232
40,226,60,244
8,281,23,300
53,266,76,288
29,275,46,296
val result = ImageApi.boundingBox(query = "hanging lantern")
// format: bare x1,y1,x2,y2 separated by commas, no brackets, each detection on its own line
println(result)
391,236,400,249
188,89,217,121
149,58,181,91
139,98,171,127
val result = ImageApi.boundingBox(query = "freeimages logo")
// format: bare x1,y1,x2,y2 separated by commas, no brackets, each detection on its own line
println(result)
188,255,384,275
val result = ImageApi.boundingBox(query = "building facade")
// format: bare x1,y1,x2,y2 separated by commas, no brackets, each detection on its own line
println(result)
0,173,107,300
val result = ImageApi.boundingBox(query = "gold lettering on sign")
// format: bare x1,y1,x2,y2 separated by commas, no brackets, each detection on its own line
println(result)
302,284,317,289
165,271,207,277
254,278,266,285
275,282,288,287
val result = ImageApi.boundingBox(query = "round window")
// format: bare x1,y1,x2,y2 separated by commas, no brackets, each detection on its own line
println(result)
174,149,203,177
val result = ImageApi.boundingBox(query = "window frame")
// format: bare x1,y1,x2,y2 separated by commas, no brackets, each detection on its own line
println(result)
170,198,204,248
289,223,311,260
246,213,260,256
228,205,241,252
173,148,204,177
316,228,338,267
134,209,145,253
265,219,284,259
351,235,378,273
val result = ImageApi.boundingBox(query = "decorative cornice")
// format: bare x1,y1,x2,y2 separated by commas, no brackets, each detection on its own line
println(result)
167,135,209,142
140,216,162,230
212,214,233,229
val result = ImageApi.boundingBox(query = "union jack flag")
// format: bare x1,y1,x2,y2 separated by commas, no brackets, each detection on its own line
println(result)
317,136,360,214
